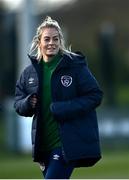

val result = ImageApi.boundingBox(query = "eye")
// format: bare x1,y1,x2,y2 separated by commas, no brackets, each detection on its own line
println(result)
54,37,59,41
44,38,50,42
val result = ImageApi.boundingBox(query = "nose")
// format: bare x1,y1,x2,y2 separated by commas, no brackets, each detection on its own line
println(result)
48,39,54,45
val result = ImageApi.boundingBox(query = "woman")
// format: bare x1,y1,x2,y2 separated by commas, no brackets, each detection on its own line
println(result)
14,16,103,179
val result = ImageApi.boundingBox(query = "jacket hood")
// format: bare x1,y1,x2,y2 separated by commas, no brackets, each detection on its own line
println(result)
27,54,39,64
64,51,88,67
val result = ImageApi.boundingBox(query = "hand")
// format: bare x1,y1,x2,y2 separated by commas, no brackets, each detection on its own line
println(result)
29,94,38,109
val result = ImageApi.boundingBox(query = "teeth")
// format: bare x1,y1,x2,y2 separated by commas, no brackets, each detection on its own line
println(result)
48,47,55,49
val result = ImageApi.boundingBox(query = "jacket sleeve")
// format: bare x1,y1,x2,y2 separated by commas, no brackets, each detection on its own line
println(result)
14,70,35,117
50,65,103,120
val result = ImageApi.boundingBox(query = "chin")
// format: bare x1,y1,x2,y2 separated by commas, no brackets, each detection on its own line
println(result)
47,52,57,57
47,54,55,57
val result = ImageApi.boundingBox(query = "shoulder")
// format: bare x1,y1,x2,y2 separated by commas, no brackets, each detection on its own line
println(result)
22,55,38,74
63,51,88,67
18,64,36,83
21,64,34,76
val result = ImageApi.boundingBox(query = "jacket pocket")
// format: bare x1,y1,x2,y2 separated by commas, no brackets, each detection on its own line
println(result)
71,117,99,144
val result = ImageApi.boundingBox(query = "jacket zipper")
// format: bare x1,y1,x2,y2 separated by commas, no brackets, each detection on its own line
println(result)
50,55,68,161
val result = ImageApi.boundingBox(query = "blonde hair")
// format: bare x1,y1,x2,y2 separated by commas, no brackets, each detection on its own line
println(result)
29,16,70,60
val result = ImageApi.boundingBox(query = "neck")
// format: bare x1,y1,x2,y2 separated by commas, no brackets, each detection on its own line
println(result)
43,55,55,63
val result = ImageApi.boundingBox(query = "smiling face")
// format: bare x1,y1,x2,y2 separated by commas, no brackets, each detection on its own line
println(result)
39,27,61,62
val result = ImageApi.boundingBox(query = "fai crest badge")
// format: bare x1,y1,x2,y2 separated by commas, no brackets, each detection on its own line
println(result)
61,75,72,87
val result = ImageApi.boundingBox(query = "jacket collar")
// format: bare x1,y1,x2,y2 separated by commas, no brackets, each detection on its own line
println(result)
28,51,87,70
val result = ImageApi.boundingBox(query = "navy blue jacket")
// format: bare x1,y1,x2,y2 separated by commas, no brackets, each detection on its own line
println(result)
14,52,103,167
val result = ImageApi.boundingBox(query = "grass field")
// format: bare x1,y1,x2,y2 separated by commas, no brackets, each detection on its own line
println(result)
0,149,129,179
0,118,129,179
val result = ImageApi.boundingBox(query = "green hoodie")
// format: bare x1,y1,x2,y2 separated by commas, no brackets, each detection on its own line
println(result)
42,53,62,151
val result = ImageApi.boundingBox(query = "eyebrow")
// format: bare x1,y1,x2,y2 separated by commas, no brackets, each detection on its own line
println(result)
44,35,59,38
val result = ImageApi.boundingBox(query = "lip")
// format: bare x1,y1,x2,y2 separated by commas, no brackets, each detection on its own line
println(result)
47,48,56,51
47,46,56,49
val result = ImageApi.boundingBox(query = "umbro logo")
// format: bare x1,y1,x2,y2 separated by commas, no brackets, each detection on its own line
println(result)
53,154,60,160
28,77,34,84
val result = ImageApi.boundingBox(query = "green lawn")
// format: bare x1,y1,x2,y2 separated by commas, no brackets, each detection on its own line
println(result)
0,149,129,179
